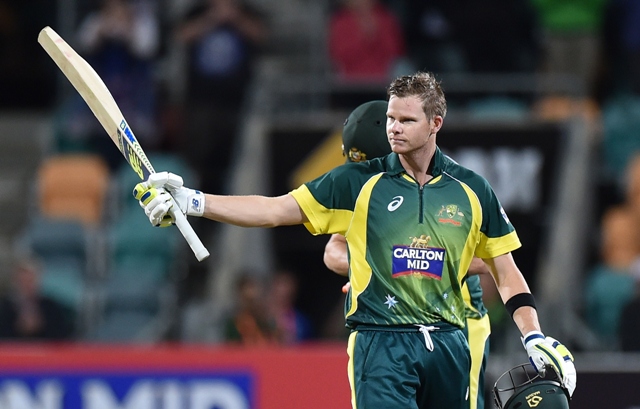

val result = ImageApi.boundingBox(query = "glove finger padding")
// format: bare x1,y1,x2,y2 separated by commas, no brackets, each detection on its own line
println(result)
133,181,151,202
133,183,174,227
523,331,577,397
147,171,184,190
148,195,174,227
545,336,576,397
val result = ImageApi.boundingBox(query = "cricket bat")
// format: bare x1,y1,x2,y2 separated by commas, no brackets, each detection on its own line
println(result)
37,26,210,262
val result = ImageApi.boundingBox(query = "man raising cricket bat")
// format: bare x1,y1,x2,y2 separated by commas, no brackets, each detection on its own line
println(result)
134,72,576,408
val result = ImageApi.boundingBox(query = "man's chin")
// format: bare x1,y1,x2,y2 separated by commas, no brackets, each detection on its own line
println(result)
391,145,408,155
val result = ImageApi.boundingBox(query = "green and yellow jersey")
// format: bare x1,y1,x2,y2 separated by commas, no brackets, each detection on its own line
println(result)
291,147,520,329
464,275,486,320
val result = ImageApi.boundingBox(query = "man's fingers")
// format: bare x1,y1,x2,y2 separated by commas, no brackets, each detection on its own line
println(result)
147,172,171,188
149,200,173,226
133,181,152,200
147,171,184,189
133,173,188,227
138,191,174,226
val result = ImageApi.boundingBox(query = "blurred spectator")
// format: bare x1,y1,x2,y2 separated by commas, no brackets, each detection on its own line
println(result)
175,0,267,195
267,270,312,344
328,0,406,83
58,0,160,168
602,154,640,351
584,205,640,348
529,0,609,96
0,257,75,340
224,274,277,346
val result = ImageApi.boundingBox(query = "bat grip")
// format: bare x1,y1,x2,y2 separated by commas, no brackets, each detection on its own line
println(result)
168,199,210,261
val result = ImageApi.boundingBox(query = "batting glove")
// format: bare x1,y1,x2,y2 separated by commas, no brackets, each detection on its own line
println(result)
133,172,205,227
134,184,173,227
522,331,577,397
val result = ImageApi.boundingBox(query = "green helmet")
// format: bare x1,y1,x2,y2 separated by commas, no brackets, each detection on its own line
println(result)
342,100,391,162
493,363,570,409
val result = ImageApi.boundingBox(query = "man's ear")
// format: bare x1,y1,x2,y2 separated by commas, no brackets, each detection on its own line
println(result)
432,115,444,134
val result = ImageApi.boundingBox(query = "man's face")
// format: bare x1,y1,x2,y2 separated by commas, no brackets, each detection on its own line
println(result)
386,95,438,155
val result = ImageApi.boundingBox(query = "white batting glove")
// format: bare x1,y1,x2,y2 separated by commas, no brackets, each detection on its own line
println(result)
133,172,205,227
522,331,577,397
134,184,173,227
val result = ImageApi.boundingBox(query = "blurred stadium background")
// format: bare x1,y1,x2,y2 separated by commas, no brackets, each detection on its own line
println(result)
0,0,639,407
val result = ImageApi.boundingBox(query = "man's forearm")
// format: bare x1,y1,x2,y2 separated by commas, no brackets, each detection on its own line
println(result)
203,193,306,227
511,305,542,336
484,253,542,336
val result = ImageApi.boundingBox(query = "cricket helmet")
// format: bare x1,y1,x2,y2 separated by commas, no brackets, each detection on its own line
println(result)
493,363,570,409
342,100,391,162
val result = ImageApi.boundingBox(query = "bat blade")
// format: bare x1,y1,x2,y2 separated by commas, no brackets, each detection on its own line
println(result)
38,26,210,262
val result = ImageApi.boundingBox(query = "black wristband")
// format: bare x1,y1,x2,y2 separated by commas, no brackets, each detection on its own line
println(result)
505,293,537,318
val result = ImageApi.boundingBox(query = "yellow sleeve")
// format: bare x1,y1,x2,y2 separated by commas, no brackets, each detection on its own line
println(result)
475,230,522,259
290,184,352,235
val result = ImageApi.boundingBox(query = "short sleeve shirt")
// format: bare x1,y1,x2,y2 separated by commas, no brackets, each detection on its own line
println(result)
290,147,521,328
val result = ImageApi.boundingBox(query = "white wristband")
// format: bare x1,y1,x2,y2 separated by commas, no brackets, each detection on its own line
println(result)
522,330,545,349
185,190,205,217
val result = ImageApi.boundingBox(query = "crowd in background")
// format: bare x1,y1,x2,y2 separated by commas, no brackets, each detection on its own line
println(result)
0,0,640,350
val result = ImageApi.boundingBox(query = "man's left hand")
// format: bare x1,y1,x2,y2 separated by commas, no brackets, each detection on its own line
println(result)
523,331,577,397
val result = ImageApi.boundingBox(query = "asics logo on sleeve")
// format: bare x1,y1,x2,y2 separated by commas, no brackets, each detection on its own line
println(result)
387,196,404,212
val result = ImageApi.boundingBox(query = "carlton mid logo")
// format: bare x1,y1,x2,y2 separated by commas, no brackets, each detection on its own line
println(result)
525,391,543,407
391,235,445,279
387,196,404,212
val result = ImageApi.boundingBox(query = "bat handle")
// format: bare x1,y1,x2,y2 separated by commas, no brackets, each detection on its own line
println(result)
168,199,210,261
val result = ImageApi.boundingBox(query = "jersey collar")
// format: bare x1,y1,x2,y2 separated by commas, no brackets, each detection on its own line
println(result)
385,146,447,177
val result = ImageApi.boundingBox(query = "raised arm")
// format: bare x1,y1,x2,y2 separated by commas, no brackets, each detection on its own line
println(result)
202,193,307,227
134,172,307,228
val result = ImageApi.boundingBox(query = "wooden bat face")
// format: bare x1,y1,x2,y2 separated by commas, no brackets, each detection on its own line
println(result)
37,26,154,181
38,26,210,261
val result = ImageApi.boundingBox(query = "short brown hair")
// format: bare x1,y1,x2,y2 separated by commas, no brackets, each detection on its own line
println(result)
387,71,447,120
